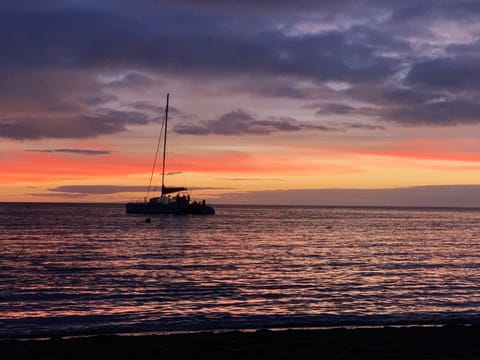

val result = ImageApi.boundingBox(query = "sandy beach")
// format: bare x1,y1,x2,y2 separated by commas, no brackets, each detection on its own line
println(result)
3,325,480,359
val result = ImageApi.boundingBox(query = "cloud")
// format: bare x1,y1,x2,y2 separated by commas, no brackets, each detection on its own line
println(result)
84,94,119,106
155,0,337,13
104,72,155,89
342,122,385,130
0,110,150,140
315,103,380,117
0,69,95,113
216,185,480,207
174,110,334,135
405,57,480,91
343,77,480,127
384,98,480,125
29,192,88,199
2,0,480,132
25,148,112,155
0,4,401,83
49,185,148,195
48,184,230,195
155,0,446,19
129,101,166,113
128,101,184,118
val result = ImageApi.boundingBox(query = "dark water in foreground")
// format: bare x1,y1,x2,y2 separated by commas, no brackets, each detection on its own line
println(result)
1,203,480,338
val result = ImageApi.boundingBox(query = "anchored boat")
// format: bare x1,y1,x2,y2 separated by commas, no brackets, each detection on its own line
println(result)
125,94,215,215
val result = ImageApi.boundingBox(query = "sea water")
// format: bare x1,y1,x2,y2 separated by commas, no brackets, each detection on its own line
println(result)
1,203,480,338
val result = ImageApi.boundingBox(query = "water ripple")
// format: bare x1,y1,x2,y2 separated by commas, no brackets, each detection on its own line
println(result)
1,204,480,337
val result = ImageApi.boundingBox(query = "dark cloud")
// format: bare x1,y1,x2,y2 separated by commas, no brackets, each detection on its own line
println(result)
49,185,148,195
317,103,359,115
0,110,150,140
385,98,480,125
0,4,400,84
348,86,434,108
315,103,379,117
342,123,385,131
155,0,454,17
352,87,480,126
84,94,119,106
340,65,480,126
228,77,342,101
155,0,334,13
448,40,480,58
174,110,334,136
48,184,229,195
128,101,183,118
387,0,480,25
0,69,95,113
25,148,111,155
129,101,166,113
29,192,87,199
405,57,480,91
307,101,386,129
340,61,480,125
2,0,480,131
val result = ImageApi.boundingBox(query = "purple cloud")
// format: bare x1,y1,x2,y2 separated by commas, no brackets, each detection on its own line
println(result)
2,0,480,131
174,110,335,136
0,110,150,140
48,184,229,195
25,148,111,155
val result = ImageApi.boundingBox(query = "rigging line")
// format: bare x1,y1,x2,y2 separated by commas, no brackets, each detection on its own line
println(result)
146,97,167,199
161,93,170,195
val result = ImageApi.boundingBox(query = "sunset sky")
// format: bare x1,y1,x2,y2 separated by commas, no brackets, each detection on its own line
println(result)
2,0,480,206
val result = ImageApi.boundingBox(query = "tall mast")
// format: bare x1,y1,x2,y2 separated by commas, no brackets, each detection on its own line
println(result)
161,93,169,196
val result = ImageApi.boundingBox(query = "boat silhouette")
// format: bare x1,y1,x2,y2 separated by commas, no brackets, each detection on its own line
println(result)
126,94,215,215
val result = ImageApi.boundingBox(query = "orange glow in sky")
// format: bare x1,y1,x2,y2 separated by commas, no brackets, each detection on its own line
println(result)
2,2,480,206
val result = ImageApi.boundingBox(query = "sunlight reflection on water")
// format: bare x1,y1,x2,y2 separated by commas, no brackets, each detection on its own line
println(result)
1,204,480,336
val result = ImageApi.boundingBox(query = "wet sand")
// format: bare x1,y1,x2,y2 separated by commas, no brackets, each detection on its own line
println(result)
3,325,480,359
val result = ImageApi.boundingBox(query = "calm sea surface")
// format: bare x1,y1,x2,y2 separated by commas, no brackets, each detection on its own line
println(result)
1,203,480,338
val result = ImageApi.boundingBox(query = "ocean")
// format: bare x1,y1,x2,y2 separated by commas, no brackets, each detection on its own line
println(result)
1,203,480,338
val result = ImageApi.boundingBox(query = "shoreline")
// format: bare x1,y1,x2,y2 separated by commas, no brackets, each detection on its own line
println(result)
3,324,480,359
0,322,465,341
0,317,480,343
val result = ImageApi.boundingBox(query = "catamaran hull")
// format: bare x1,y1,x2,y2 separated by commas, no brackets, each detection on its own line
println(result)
187,203,215,215
126,203,186,215
126,203,215,215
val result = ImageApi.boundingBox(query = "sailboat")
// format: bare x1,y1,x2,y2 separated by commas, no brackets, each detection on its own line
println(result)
125,93,215,215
